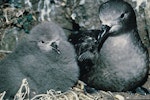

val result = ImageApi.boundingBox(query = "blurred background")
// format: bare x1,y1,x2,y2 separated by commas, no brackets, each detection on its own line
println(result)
0,0,150,53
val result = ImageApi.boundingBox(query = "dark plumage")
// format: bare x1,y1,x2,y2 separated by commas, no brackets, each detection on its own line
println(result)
69,30,101,60
0,21,79,99
69,30,102,77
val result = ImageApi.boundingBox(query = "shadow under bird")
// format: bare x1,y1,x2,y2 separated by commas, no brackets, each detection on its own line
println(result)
0,21,79,99
73,0,149,93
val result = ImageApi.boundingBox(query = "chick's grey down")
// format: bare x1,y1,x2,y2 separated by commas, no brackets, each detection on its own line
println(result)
0,22,79,98
81,0,149,92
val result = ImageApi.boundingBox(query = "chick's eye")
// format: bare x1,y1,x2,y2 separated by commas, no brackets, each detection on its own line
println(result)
120,13,125,19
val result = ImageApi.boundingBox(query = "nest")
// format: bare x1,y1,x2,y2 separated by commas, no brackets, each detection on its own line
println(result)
0,79,126,100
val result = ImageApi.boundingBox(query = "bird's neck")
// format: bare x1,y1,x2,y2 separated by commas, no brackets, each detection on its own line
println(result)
100,29,142,53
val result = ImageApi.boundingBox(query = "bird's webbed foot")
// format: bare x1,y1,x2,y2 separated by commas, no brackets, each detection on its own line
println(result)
131,87,150,95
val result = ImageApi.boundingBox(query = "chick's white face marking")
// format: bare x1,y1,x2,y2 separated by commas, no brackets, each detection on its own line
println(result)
37,36,60,53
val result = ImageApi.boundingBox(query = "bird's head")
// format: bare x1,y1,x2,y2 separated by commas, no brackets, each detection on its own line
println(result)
97,0,137,51
99,0,137,35
28,22,62,54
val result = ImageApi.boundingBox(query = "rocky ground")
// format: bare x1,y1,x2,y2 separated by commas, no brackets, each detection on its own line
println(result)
0,0,150,99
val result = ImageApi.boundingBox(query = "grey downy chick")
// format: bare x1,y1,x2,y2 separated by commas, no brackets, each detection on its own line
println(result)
0,21,79,99
81,0,149,92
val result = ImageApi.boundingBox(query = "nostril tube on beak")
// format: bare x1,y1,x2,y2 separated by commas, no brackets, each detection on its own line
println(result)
51,42,57,48
97,25,111,52
51,42,61,54
101,25,111,32
98,24,111,41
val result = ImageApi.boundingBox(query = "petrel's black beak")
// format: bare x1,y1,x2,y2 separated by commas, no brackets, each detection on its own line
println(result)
51,42,61,54
98,25,111,52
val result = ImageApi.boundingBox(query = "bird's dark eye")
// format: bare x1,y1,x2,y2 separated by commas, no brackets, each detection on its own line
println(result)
40,40,45,43
120,13,125,18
